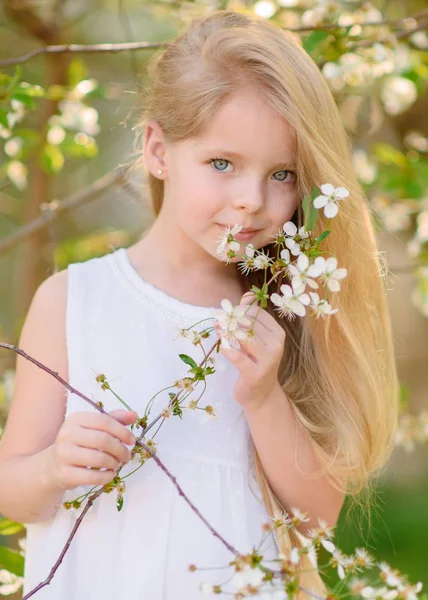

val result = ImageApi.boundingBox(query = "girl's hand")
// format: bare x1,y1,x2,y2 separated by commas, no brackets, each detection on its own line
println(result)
215,291,286,409
47,409,137,491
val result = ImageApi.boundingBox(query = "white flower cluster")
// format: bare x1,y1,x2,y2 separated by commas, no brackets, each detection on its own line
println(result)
198,512,423,599
215,184,348,332
395,409,428,454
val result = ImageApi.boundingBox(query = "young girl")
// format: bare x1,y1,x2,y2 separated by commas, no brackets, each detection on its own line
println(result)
0,10,399,600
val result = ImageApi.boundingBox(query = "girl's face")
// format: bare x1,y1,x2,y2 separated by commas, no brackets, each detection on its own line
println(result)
144,90,299,267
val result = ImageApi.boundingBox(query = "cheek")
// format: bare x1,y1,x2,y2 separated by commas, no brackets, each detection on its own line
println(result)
268,195,298,229
176,191,221,230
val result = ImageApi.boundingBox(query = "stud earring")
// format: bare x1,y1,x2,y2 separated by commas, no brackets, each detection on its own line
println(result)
157,169,163,175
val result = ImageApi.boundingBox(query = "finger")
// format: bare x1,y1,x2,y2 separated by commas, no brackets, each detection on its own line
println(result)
219,343,256,369
108,409,138,427
75,428,132,463
69,412,136,446
239,322,268,349
65,445,123,471
240,291,257,305
62,465,116,487
241,300,285,342
237,329,267,356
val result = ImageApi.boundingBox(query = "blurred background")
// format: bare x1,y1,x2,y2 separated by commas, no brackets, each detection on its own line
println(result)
0,0,427,597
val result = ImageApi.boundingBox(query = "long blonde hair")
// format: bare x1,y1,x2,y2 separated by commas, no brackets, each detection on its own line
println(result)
128,10,399,597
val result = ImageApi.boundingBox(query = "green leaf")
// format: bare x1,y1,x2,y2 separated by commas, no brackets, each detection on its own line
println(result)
0,108,8,129
68,58,88,88
116,495,124,512
4,66,22,94
40,144,64,174
372,143,407,167
11,92,36,109
315,230,330,244
0,519,24,536
302,30,330,55
0,546,25,577
178,354,198,370
303,188,319,233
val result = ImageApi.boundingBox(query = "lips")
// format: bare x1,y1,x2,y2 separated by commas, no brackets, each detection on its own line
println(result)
217,224,261,233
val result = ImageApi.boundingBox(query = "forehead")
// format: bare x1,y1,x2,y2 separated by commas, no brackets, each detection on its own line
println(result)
191,90,296,162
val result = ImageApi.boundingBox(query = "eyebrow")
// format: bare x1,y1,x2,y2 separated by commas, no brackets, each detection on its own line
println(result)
203,149,296,170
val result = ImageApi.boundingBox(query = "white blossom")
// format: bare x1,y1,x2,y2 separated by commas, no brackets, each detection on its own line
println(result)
6,160,27,190
381,76,418,116
238,244,256,275
282,221,302,256
231,565,264,591
0,570,23,596
314,257,347,292
216,225,242,262
253,251,271,270
354,547,375,568
199,402,222,425
288,253,324,289
213,298,251,349
308,292,338,318
313,183,349,218
254,0,276,18
290,507,310,524
199,582,215,594
395,581,423,600
280,248,291,264
378,562,403,587
270,280,310,320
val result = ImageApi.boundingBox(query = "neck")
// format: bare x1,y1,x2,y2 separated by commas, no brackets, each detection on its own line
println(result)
139,211,241,283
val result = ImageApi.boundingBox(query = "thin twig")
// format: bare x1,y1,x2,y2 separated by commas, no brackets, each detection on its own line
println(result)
21,486,105,599
0,340,241,598
0,342,105,413
0,168,127,255
0,9,427,68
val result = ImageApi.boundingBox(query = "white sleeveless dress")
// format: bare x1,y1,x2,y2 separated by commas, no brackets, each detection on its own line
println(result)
22,247,314,599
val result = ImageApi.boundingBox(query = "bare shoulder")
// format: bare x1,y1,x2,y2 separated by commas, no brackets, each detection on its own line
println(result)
0,268,70,461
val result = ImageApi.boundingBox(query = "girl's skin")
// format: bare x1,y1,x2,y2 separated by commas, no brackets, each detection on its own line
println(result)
0,88,343,532
127,89,299,308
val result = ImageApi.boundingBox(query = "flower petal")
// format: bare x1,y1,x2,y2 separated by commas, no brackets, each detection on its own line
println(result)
220,298,233,314
320,183,335,196
283,221,297,236
324,202,339,218
327,279,341,292
313,195,328,209
335,187,350,198
332,268,347,280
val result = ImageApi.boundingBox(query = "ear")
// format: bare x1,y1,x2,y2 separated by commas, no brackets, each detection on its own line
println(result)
142,119,168,179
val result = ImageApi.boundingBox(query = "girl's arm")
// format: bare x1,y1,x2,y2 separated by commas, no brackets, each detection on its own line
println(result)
244,383,345,536
0,271,69,523
0,447,65,523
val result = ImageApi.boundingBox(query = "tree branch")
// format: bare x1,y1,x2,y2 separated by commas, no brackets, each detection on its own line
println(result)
1,9,427,68
0,167,128,255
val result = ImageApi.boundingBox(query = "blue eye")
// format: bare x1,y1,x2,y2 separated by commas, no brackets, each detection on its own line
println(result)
208,157,296,183
274,170,296,183
210,158,230,171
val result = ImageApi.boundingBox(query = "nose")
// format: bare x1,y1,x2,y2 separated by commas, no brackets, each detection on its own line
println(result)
232,178,265,213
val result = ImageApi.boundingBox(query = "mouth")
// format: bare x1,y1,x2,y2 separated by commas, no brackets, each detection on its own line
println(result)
216,224,261,241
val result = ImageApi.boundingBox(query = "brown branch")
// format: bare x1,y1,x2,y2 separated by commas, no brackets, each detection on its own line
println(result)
0,168,127,255
0,342,106,413
346,16,428,51
1,9,427,68
0,41,170,68
0,340,244,599
21,485,105,599
139,441,240,557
